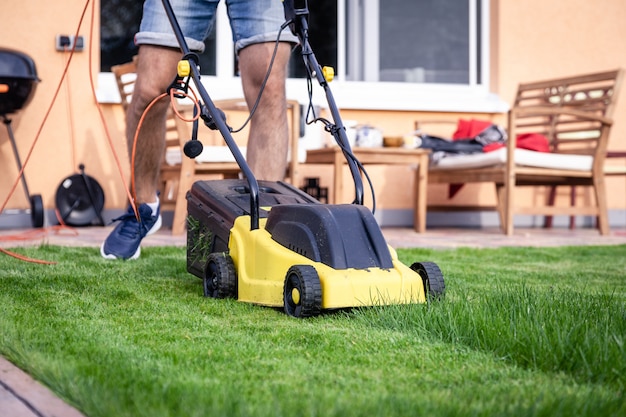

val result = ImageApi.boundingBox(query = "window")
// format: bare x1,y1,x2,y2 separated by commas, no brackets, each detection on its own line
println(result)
100,0,142,72
293,0,499,112
288,0,337,79
101,0,216,74
338,0,485,86
100,0,503,112
376,0,480,85
100,0,335,78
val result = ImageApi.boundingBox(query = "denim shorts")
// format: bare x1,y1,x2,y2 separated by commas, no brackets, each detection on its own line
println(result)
136,0,298,53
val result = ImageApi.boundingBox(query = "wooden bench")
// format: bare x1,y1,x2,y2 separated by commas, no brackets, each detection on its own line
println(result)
427,69,624,235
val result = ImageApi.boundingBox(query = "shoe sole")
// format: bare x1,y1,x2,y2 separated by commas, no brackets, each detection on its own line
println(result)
100,215,163,260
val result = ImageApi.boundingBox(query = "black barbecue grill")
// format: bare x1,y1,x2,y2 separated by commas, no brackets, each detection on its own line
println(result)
0,47,44,227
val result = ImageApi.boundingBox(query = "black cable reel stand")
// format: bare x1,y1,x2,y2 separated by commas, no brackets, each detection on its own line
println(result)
55,163,105,227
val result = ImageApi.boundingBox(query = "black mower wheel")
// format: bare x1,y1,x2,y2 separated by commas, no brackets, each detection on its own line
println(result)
30,194,44,228
283,265,322,318
203,252,237,299
410,261,445,301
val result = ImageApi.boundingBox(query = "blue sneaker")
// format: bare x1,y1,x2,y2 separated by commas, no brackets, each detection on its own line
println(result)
100,202,162,260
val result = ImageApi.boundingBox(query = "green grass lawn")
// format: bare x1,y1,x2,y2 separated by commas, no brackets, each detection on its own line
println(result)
1,244,625,417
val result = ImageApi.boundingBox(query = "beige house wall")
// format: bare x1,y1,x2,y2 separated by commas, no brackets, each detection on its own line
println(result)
0,0,624,223
0,0,129,212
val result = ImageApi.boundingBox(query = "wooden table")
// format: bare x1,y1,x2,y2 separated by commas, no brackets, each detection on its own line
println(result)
305,147,430,233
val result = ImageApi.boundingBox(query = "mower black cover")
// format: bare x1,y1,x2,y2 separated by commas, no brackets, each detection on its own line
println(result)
265,204,394,270
187,178,394,279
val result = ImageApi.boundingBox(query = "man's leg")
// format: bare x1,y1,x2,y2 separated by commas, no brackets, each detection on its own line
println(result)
239,42,293,181
102,0,217,259
127,45,182,204
101,45,181,260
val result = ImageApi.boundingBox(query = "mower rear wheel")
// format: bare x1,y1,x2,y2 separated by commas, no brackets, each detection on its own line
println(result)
30,194,44,228
204,252,237,299
283,265,322,318
410,261,445,301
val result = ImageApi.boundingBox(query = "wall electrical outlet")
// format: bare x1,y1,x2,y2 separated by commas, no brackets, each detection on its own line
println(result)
55,35,85,52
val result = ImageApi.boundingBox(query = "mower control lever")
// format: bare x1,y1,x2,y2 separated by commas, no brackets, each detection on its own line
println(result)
183,103,229,159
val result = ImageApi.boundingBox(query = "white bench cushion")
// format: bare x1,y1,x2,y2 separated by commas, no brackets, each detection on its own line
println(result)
431,147,593,171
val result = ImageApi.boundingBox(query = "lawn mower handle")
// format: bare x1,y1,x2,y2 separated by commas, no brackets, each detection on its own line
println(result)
284,0,365,205
160,0,261,230
160,0,366,230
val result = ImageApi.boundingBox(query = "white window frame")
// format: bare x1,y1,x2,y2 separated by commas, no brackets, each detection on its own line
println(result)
326,0,504,112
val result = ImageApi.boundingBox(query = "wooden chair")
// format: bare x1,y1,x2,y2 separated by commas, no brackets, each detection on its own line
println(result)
550,150,626,229
110,60,301,235
427,69,624,235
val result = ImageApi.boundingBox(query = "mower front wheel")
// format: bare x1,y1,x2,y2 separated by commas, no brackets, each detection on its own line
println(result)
283,265,322,318
203,252,237,299
411,261,445,301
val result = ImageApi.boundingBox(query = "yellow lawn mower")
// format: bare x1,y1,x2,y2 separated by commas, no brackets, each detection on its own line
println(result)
162,0,445,317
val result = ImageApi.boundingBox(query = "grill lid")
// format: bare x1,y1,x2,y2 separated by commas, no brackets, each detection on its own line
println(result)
0,47,40,114
0,47,39,80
